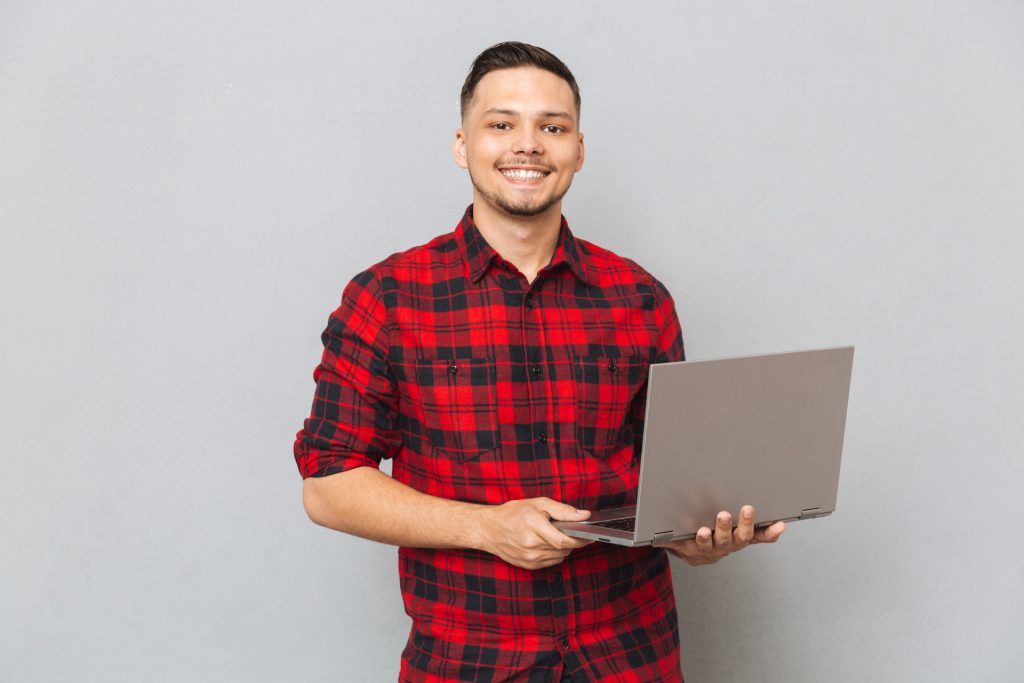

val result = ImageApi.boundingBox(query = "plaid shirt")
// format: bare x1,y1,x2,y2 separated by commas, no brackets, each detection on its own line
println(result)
295,206,685,682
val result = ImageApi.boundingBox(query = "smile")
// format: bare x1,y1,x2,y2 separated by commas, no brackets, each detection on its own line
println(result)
500,169,549,180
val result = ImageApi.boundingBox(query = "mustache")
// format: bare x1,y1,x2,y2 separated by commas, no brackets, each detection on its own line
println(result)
498,157,555,171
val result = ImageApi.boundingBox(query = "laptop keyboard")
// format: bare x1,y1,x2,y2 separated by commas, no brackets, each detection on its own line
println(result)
585,517,636,532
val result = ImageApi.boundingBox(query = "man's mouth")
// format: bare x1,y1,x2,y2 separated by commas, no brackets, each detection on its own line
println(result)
500,168,550,180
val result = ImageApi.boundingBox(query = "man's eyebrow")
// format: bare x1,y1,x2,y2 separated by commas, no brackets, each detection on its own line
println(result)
481,108,521,117
481,108,576,122
538,111,575,121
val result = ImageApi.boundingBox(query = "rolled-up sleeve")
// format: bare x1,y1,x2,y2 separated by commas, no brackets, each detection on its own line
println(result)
294,269,400,478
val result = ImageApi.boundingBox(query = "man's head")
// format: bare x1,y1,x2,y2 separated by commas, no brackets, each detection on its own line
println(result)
460,42,581,122
454,43,585,221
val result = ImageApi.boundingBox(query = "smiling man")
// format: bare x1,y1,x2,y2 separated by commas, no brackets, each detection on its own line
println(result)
295,42,784,683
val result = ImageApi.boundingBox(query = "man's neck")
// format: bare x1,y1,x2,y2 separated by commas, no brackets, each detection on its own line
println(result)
471,201,562,285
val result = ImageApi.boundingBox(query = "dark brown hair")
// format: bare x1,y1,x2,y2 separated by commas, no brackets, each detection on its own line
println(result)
460,42,581,120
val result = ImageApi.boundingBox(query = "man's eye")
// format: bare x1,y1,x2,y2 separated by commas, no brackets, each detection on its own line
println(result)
543,125,564,134
492,122,511,130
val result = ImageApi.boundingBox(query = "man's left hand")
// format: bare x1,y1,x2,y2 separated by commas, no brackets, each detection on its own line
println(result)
652,505,785,566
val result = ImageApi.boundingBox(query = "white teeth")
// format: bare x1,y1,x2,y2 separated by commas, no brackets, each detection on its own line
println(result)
502,169,547,179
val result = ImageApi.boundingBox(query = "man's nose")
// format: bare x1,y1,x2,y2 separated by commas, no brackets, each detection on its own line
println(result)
512,127,543,155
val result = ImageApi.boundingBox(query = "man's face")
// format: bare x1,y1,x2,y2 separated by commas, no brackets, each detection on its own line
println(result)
453,67,584,220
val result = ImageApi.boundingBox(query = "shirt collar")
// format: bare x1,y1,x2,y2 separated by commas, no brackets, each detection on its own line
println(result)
456,205,593,286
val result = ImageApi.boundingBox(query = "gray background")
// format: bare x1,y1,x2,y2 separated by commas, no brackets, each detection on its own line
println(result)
2,1,1022,681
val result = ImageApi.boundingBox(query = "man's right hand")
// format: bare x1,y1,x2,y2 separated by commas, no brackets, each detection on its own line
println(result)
476,498,593,570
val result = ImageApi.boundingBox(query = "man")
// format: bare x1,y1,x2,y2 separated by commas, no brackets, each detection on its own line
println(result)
294,42,785,683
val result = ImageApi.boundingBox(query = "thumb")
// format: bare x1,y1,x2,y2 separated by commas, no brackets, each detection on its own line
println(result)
534,497,591,522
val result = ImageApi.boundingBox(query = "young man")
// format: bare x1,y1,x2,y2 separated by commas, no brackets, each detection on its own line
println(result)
294,42,784,683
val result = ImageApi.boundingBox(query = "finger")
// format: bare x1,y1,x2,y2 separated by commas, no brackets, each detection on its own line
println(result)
733,505,755,545
713,511,733,548
651,538,684,558
531,516,590,550
754,520,786,543
694,526,713,553
535,547,573,563
520,549,570,570
529,498,590,549
533,497,591,522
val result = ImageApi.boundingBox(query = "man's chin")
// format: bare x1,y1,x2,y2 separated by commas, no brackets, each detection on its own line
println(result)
497,202,550,218
469,176,567,219
493,193,565,218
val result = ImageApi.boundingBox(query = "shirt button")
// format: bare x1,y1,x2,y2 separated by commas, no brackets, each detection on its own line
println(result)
531,364,542,376
607,361,617,373
448,363,458,375
537,433,547,444
524,293,534,309
560,636,569,648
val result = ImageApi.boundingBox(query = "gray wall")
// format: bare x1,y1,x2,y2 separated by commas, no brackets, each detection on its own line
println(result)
3,1,1022,681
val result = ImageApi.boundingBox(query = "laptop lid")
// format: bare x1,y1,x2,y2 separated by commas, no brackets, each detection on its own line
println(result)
556,346,854,545
632,346,854,543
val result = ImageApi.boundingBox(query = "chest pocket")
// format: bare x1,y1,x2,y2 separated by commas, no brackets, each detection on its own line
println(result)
413,357,501,461
574,355,649,459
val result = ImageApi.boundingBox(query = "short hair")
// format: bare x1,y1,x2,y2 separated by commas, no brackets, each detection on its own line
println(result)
460,41,581,120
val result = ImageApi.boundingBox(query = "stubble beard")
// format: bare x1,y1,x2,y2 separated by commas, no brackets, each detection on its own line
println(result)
468,167,572,218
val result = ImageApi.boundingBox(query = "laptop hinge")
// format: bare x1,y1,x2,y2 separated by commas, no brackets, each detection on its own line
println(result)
652,531,676,545
799,507,823,520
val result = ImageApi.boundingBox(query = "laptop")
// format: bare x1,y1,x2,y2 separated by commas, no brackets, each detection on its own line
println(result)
554,346,855,546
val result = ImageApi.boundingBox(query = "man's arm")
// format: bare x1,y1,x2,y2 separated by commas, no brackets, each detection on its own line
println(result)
303,466,593,570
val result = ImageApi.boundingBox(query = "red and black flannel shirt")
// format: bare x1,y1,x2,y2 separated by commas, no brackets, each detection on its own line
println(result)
295,206,686,683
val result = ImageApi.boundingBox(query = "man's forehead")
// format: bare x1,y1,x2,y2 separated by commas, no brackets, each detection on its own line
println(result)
467,67,578,120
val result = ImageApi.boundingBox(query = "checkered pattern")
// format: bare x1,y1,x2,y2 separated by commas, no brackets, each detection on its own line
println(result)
295,206,685,682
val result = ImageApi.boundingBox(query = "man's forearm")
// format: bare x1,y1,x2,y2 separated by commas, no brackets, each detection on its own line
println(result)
302,466,489,550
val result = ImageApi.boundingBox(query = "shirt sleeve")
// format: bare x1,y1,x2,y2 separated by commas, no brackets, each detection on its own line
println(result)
651,276,684,364
632,276,684,458
293,269,400,478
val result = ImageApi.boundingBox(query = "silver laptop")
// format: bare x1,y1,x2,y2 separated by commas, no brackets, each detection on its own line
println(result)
555,346,854,546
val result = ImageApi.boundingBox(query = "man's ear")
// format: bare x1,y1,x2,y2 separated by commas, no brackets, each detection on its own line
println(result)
452,129,468,169
575,132,585,172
